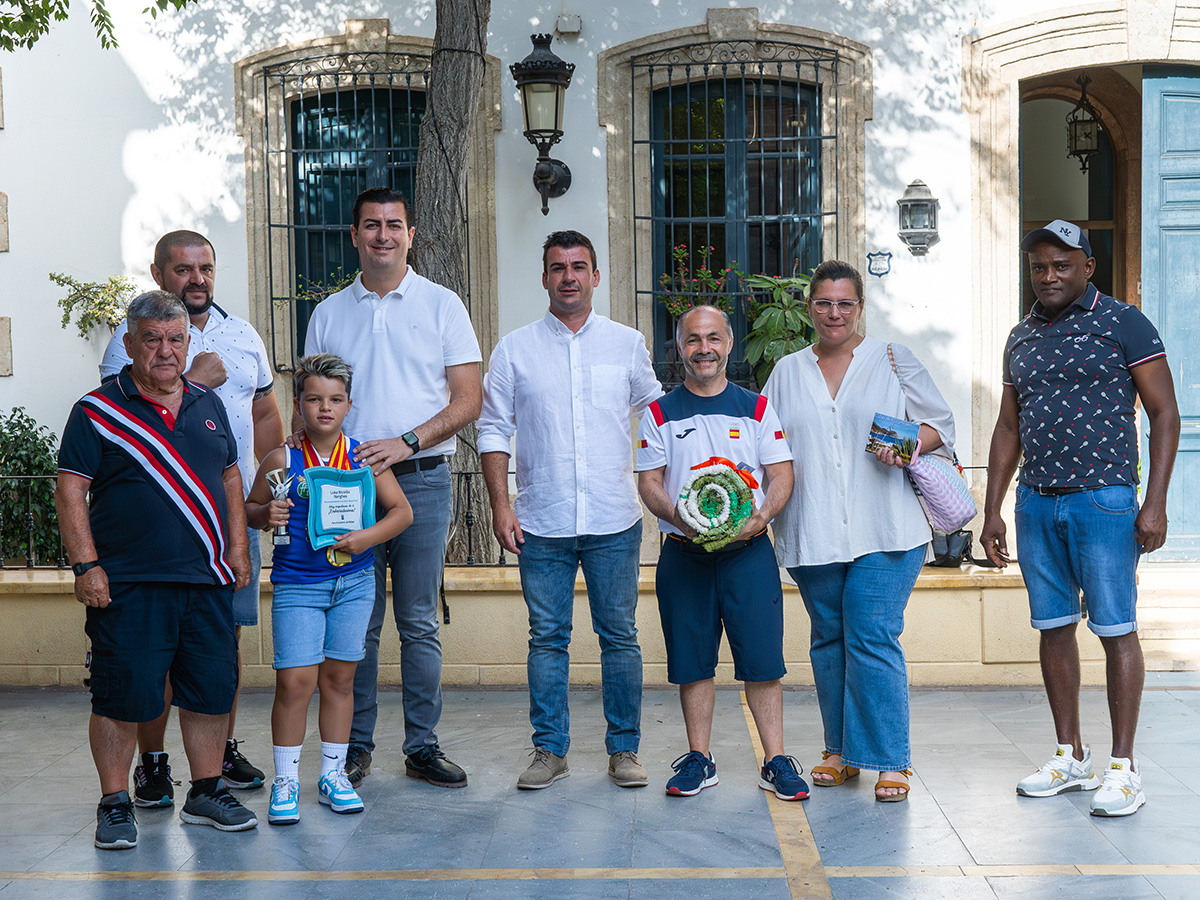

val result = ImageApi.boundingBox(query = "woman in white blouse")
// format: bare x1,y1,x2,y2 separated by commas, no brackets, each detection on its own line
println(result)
762,260,955,803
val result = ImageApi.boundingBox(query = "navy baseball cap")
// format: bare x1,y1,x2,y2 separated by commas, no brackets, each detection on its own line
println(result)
1021,219,1093,257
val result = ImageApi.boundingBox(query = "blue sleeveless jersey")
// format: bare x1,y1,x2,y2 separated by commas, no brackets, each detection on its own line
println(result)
270,439,375,584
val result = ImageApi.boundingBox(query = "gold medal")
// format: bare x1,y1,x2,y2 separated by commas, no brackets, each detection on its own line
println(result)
326,548,352,567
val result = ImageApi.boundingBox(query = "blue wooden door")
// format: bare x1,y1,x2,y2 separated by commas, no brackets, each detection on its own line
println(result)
1142,67,1200,560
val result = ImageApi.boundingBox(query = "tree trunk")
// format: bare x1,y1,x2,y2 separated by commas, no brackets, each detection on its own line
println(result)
414,0,498,565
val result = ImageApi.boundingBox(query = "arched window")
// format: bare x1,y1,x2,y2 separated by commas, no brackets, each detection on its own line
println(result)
599,12,872,391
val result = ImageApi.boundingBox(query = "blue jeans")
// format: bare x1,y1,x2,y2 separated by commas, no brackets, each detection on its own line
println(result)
1014,483,1140,636
350,463,452,756
788,545,926,771
517,521,643,757
272,566,375,669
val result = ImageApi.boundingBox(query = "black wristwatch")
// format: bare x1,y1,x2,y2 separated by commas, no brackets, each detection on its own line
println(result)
401,431,421,453
72,560,101,577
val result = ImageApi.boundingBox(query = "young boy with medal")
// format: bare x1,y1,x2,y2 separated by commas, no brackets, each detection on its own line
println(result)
245,353,412,824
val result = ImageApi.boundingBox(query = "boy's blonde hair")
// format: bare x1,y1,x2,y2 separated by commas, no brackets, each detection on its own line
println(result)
292,353,353,397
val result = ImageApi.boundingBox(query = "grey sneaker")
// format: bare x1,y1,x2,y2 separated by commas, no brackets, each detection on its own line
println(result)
95,791,137,850
517,748,569,790
608,751,649,788
179,780,258,831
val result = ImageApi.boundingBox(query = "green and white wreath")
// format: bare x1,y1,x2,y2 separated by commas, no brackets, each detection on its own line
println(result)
677,461,755,552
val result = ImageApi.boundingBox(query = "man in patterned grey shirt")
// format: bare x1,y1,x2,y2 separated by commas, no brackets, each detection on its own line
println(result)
981,219,1180,818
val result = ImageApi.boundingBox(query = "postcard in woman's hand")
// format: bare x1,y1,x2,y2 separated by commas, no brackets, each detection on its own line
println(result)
865,414,920,464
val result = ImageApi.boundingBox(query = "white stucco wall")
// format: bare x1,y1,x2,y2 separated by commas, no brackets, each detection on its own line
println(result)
0,0,1083,461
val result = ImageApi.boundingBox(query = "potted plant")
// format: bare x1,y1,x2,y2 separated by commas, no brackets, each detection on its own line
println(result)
0,407,60,566
741,269,815,388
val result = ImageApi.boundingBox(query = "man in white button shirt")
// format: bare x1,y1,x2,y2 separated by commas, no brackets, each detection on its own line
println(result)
479,231,662,790
304,188,482,789
100,231,284,806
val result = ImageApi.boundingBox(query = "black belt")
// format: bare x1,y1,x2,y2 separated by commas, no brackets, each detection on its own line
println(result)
1029,484,1088,496
667,529,768,556
391,455,449,476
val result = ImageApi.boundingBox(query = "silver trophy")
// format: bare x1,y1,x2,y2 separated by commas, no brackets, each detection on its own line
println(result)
265,467,294,546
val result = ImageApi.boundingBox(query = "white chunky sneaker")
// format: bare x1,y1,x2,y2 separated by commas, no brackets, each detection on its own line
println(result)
1017,743,1101,797
1090,757,1146,817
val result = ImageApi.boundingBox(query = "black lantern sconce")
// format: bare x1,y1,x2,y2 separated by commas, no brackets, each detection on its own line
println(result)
510,34,575,216
896,179,940,256
1066,73,1102,173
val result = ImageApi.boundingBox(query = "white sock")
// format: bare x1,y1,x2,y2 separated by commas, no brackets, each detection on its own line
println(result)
321,741,348,778
273,744,302,780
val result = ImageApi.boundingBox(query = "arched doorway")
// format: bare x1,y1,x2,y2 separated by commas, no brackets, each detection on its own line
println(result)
1018,67,1142,319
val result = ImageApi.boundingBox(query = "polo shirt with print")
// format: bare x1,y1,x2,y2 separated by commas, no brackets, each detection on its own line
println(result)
1002,283,1166,490
304,270,482,453
636,382,792,535
100,304,274,496
58,368,239,586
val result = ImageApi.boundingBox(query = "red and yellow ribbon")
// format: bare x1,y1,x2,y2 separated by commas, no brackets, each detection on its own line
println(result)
300,434,352,470
688,456,759,490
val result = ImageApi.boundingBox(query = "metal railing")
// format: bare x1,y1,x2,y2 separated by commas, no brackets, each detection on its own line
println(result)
448,469,512,568
0,475,66,569
0,472,509,571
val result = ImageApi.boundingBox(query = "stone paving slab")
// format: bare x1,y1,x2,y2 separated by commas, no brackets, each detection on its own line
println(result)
0,684,1199,899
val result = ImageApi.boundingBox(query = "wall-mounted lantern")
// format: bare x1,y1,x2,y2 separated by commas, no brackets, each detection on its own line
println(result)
896,179,940,256
510,34,575,215
1066,73,1102,173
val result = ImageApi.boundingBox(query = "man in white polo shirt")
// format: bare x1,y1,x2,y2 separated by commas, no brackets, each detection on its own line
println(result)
478,230,662,790
304,187,482,788
100,230,284,806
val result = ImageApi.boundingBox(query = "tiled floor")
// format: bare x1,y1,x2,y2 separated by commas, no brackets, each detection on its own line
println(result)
0,679,1198,899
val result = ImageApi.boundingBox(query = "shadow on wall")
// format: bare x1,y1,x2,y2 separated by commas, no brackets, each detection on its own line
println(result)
107,1,439,266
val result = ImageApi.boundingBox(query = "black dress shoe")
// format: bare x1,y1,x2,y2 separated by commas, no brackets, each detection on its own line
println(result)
344,746,372,788
405,746,467,788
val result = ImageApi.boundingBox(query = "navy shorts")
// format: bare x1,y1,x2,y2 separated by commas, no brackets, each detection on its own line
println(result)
655,533,786,684
85,581,238,722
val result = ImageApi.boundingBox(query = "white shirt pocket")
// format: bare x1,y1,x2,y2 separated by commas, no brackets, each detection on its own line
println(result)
590,364,628,411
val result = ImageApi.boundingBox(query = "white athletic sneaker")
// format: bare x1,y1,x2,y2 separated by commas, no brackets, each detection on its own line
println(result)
1090,757,1146,817
1016,743,1101,797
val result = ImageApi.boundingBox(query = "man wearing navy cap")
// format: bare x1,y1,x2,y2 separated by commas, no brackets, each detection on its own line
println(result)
982,219,1180,817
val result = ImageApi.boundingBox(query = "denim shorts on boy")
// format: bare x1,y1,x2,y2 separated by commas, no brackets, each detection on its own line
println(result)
655,534,786,684
1014,483,1140,637
272,566,375,669
231,527,261,627
85,581,238,721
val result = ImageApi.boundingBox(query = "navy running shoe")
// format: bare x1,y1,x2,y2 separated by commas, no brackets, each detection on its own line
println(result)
666,751,718,796
760,755,809,800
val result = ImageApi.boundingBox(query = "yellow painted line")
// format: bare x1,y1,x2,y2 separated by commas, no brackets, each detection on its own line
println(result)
0,868,785,883
739,691,833,900
825,864,1200,878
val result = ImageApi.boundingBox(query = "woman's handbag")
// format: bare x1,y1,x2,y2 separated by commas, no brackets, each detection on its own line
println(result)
886,344,978,534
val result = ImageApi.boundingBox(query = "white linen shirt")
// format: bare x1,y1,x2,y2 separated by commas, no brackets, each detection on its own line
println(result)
761,337,956,567
304,270,482,454
99,304,273,496
477,310,663,537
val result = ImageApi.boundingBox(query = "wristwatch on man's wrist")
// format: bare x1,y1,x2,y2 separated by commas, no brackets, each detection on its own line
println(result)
72,560,101,577
401,431,421,453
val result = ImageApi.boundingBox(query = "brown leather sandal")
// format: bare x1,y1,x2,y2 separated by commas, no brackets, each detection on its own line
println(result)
811,751,860,787
874,769,913,802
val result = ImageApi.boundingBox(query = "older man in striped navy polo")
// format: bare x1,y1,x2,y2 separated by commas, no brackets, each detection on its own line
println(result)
56,291,258,850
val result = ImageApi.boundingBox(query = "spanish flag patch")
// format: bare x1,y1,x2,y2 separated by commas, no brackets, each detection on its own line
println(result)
638,439,648,449
775,430,785,440
729,428,741,439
